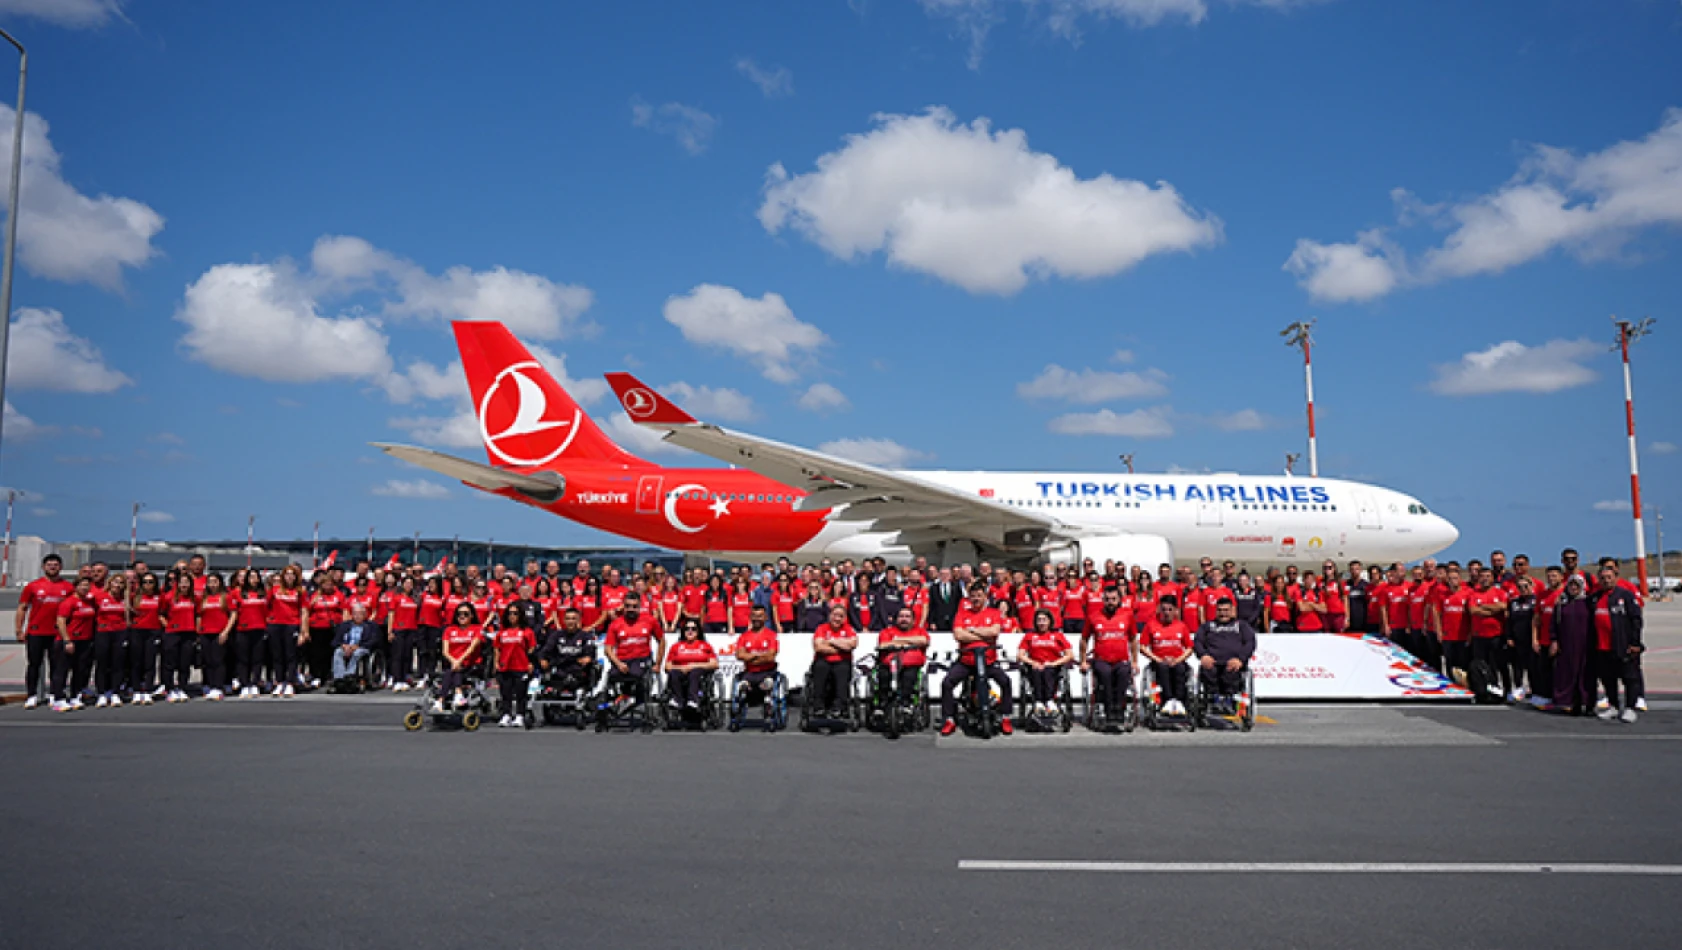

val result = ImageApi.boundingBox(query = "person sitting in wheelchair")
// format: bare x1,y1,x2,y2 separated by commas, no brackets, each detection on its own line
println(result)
1195,596,1257,713
876,606,929,710
434,603,483,712
1080,586,1137,720
331,602,380,685
809,605,858,719
939,585,1014,737
602,591,664,715
664,620,718,713
733,606,780,708
1141,596,1195,717
537,606,596,690
1017,608,1073,716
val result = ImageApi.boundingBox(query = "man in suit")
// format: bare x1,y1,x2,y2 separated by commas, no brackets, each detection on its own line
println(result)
927,567,965,632
332,603,381,681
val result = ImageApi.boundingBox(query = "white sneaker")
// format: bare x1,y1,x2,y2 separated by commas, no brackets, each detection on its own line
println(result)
51,700,68,712
282,684,295,698
152,686,167,698
70,697,85,710
1597,706,1618,720
138,693,152,705
431,700,444,713
23,696,38,710
453,694,468,708
1620,708,1638,724
1635,697,1648,712
95,695,109,709
498,714,512,728
311,677,322,689
208,689,223,702
1513,686,1530,702
1595,697,1611,712
230,678,242,691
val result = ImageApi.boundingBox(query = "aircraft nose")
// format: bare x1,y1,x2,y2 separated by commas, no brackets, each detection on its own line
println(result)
1433,514,1459,551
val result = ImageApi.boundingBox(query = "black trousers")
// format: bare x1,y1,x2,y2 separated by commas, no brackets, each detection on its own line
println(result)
129,628,160,693
873,663,920,704
606,658,651,697
497,671,529,718
941,661,1012,721
198,634,225,690
49,640,94,700
809,660,851,712
306,627,334,683
234,627,267,685
93,629,124,694
24,636,52,698
1151,661,1189,704
739,670,779,697
267,624,297,684
440,667,469,697
159,632,194,691
417,625,442,679
1508,637,1535,693
1595,650,1642,710
1472,638,1512,696
1442,640,1471,677
668,668,708,705
389,628,420,682
1198,658,1247,695
1090,659,1132,711
1023,665,1063,703
1417,630,1443,672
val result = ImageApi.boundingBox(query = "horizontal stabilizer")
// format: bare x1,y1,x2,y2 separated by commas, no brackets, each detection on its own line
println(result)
372,442,566,502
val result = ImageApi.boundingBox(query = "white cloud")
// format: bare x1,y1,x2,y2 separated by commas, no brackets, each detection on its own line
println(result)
7,307,131,393
661,382,757,422
0,0,125,28
663,284,827,383
918,0,1332,69
1214,408,1273,431
1017,363,1168,402
0,105,162,290
735,58,793,98
631,99,718,155
1652,441,1678,456
1428,339,1599,396
148,432,184,445
30,507,54,517
386,411,482,450
1047,406,1174,438
1110,349,1136,364
604,412,692,456
3,400,50,439
137,510,174,524
1290,109,1682,302
797,382,850,413
372,478,450,500
759,107,1220,295
1593,499,1633,513
816,437,931,468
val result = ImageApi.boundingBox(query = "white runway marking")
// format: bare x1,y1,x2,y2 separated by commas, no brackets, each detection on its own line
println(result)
959,861,1682,875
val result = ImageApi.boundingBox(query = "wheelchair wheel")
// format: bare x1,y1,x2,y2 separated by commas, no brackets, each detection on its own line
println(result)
402,709,424,731
1239,668,1256,732
461,710,481,732
522,710,536,731
367,651,388,690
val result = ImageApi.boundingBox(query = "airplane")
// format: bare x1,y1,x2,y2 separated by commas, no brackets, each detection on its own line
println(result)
375,321,1459,570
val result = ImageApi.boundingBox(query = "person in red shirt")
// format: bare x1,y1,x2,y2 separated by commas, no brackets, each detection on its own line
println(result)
1140,596,1194,717
733,605,783,706
875,606,928,711
197,573,235,701
160,573,200,703
91,573,130,707
16,553,74,708
1060,573,1088,635
1531,566,1564,707
1320,562,1347,633
266,565,308,698
304,576,349,689
436,603,483,709
231,570,271,698
655,575,684,635
489,603,537,727
939,586,1014,736
1264,575,1294,632
602,591,663,718
1468,568,1510,699
1081,586,1135,722
700,575,730,634
416,575,449,682
769,576,796,633
809,604,859,720
47,577,99,710
1434,566,1472,680
1378,565,1414,653
1293,573,1326,633
1017,609,1073,717
728,579,754,634
1591,564,1645,722
127,572,165,703
680,571,707,627
386,575,423,691
663,620,719,715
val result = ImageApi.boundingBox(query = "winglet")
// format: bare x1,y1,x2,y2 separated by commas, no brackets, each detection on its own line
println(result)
604,372,699,426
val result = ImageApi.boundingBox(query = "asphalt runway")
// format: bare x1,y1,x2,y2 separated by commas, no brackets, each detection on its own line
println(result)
3,695,1679,950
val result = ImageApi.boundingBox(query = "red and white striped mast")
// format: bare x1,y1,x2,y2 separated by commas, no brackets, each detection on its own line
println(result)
1282,319,1318,477
246,515,255,568
1614,316,1654,596
2,488,14,587
311,520,320,567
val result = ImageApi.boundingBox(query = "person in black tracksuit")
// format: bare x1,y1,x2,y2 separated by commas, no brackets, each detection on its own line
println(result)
538,607,597,691
1590,567,1644,722
1505,578,1538,702
1230,574,1265,631
794,584,829,633
1194,598,1257,698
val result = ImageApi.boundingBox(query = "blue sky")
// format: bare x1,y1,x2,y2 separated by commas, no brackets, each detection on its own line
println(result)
1,0,1678,563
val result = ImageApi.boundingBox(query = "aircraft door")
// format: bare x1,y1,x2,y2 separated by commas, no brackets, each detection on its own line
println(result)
635,475,663,514
1355,492,1381,529
1196,502,1223,527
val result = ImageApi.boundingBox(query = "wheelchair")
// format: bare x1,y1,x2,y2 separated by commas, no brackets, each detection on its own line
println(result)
799,662,863,735
330,648,387,695
594,662,661,733
727,662,789,733
858,648,929,739
1139,659,1198,732
1191,659,1256,732
403,664,493,732
1082,664,1140,734
934,645,1009,740
659,668,728,732
1017,662,1074,734
529,657,602,730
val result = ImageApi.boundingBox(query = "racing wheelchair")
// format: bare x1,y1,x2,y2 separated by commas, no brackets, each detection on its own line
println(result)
594,661,662,733
403,663,493,732
659,668,728,732
726,658,789,733
1191,659,1256,732
932,645,1010,740
529,655,602,729
798,662,863,735
857,645,930,740
1082,663,1140,734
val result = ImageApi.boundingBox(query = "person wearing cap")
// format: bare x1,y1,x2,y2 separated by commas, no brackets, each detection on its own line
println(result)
1195,596,1257,706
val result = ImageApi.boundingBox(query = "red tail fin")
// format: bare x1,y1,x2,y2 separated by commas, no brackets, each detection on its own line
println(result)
453,321,644,469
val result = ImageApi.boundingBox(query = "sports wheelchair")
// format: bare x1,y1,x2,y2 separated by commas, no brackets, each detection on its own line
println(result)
529,656,602,729
931,645,1009,740
857,647,930,739
726,659,789,733
594,661,662,733
403,663,493,732
330,648,387,695
1139,659,1198,732
658,669,728,732
799,662,864,735
1082,664,1139,734
1190,659,1256,732
1016,662,1074,734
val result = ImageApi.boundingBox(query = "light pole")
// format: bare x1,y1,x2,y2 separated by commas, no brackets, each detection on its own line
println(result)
1,487,13,587
246,515,255,568
130,501,142,566
311,520,320,567
1654,506,1666,600
411,530,419,563
1613,316,1654,597
1285,453,1301,477
1119,453,1134,475
1281,320,1318,477
367,526,375,565
0,30,24,472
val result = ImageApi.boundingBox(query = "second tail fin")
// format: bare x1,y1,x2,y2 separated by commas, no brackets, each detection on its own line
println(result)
453,321,644,469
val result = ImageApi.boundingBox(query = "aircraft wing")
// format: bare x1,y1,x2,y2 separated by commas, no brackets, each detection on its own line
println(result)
602,373,1067,550
371,442,565,503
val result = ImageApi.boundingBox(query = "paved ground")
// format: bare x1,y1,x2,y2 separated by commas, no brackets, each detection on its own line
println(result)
2,692,1678,950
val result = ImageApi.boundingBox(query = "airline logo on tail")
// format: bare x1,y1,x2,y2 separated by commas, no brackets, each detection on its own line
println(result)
478,361,581,466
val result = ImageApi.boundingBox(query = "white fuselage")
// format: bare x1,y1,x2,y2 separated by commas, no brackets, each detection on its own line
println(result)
769,471,1458,568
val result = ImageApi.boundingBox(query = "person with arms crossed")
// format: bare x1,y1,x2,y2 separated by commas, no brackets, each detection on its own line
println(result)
16,554,74,708
939,585,1015,736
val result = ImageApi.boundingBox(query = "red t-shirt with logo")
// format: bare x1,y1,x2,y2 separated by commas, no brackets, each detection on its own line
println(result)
681,584,706,616
492,626,536,673
1438,588,1471,642
1141,618,1192,661
419,593,446,628
199,594,232,635
735,629,779,672
1294,588,1325,632
308,592,347,630
1060,583,1086,622
162,592,199,634
1085,606,1135,664
1321,579,1346,615
1033,586,1062,626
1382,582,1413,630
1407,581,1434,631
133,594,163,631
56,594,98,640
1021,630,1071,664
390,594,420,632
953,605,1002,665
667,638,716,667
1469,587,1507,639
771,590,795,626
95,589,128,633
1536,587,1561,647
605,615,660,661
234,592,268,630
21,577,75,637
442,624,481,663
1594,601,1613,651
730,593,753,630
602,586,628,615
813,622,856,665
267,588,304,627
876,626,927,668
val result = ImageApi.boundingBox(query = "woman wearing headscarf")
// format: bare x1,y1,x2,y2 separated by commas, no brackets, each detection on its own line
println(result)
1548,575,1595,715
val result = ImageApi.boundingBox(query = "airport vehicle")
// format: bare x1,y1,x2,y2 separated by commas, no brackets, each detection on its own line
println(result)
377,321,1458,570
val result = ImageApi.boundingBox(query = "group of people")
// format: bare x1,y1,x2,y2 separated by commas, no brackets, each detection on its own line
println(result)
12,544,1646,726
